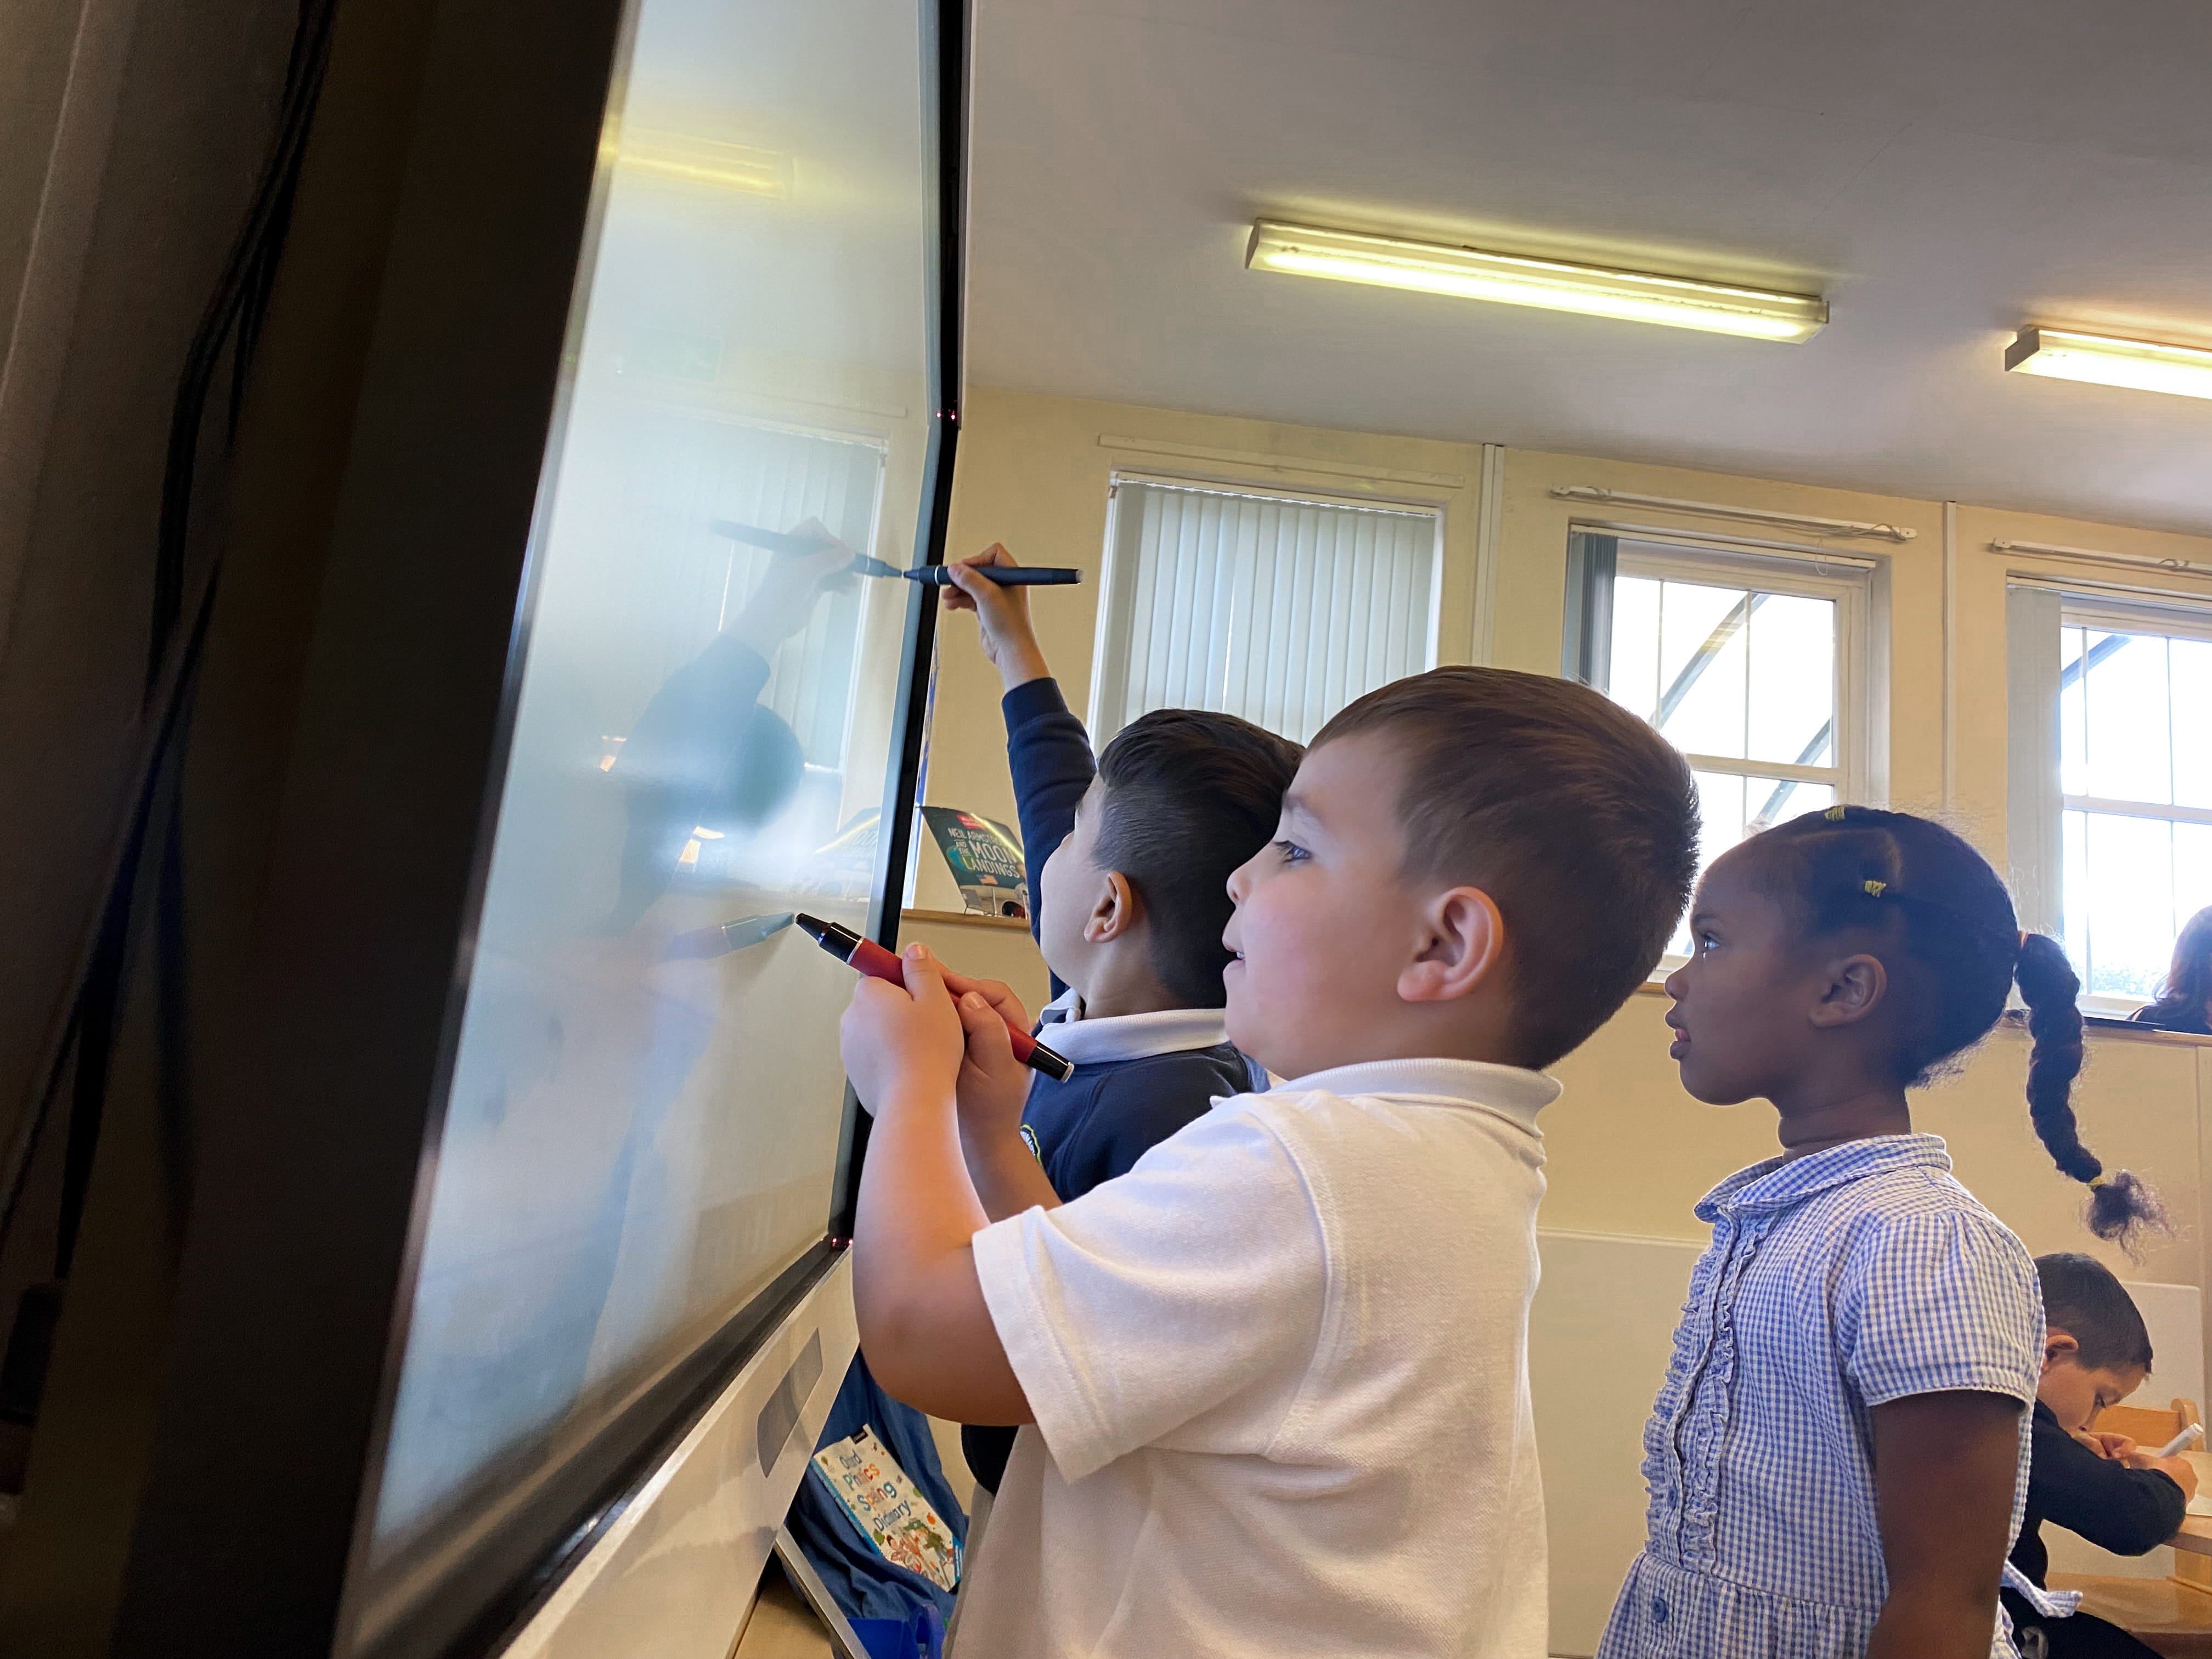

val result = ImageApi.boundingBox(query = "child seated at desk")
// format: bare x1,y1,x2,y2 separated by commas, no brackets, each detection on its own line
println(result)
2005,1252,2199,1658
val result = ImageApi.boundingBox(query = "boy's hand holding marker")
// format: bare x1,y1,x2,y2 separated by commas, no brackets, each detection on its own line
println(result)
803,914,1070,1080
942,543,1052,691
836,945,1062,1224
834,941,1032,1425
939,975,1068,1219
837,941,967,1111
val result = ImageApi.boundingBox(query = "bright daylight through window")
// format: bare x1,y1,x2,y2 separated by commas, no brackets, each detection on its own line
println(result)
1567,533,1865,956
2057,614,2212,998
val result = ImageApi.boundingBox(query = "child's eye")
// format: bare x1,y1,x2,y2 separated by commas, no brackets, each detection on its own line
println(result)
1272,839,1310,864
1696,930,1720,955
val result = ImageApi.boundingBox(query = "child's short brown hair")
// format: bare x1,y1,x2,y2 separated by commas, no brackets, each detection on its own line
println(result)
1094,709,1305,1008
2036,1252,2154,1374
1313,667,1699,1068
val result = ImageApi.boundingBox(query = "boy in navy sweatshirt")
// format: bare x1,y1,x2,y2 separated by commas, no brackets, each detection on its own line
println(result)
938,542,1301,1500
2005,1254,2198,1657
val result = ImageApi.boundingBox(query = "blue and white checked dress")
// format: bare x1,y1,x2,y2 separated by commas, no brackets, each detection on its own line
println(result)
1597,1134,2042,1659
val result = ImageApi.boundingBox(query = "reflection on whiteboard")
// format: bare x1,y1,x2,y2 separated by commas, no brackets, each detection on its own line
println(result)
371,421,891,1559
362,0,933,1601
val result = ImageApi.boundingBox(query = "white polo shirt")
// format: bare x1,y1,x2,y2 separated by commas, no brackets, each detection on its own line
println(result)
956,1058,1558,1659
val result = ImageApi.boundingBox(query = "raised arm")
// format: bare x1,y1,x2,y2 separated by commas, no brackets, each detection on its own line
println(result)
1866,1390,2024,1659
944,546,1094,962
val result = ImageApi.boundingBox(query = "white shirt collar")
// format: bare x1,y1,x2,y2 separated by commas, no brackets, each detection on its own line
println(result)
1271,1057,1561,1131
1035,986,1231,1065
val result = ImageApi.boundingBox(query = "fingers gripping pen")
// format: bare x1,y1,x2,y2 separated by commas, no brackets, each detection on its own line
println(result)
796,913,1074,1081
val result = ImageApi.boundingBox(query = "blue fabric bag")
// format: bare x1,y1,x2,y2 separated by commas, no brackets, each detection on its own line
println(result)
850,1610,945,1659
788,1352,967,1641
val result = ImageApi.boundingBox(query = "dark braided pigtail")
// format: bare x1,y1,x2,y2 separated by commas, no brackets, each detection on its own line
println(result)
1750,804,2167,1254
2015,931,2166,1253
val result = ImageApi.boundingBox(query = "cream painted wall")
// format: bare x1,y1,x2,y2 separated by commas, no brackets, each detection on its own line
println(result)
1545,990,2207,1285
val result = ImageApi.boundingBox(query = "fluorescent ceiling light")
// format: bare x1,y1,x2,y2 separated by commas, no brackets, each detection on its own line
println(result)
2005,326,2212,402
1244,221,1827,343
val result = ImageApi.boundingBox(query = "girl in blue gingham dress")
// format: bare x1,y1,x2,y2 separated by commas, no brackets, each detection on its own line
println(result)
1600,808,2164,1659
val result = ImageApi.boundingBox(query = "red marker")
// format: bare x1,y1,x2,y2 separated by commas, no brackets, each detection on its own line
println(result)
797,913,1074,1082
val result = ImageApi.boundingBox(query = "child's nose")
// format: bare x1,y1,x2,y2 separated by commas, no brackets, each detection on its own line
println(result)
1225,858,1251,903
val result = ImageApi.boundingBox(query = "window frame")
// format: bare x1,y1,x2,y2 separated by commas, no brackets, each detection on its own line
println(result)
1088,467,1446,741
1607,536,1872,809
1565,524,1877,974
2041,586,2212,1012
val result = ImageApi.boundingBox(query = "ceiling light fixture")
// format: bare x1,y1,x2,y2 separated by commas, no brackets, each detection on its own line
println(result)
1244,221,1827,343
2005,326,2212,402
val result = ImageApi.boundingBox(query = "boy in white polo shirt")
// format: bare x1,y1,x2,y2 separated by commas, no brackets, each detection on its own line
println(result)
839,667,1700,1657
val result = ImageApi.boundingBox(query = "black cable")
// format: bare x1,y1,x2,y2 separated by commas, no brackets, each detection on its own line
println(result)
149,0,338,695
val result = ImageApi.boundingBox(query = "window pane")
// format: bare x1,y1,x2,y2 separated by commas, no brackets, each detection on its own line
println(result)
2080,631,2173,805
1656,581,1752,760
1667,770,1836,955
2061,809,2090,986
1607,575,1662,720
2074,812,2176,997
2174,639,2212,809
1745,591,1836,769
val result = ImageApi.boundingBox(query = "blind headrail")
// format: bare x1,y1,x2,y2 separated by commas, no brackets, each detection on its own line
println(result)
1550,486,1917,543
1989,538,2212,578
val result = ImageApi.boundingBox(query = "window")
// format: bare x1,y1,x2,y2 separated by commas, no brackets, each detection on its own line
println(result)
2010,585,2212,1003
1092,476,1441,743
1566,531,1870,952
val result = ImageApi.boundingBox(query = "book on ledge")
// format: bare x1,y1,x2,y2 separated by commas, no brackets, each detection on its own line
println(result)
810,1425,962,1590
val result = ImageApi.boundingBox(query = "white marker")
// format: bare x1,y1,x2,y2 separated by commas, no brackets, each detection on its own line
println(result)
2156,1422,2204,1458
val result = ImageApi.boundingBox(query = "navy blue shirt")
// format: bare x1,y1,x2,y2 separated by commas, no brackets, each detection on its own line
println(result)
961,679,1259,1494
2008,1398,2188,1587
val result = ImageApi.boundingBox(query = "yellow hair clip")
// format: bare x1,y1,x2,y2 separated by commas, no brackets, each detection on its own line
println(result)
1863,879,1887,898
1825,805,1848,821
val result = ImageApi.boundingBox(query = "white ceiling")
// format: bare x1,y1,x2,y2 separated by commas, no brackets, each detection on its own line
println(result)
966,0,2212,533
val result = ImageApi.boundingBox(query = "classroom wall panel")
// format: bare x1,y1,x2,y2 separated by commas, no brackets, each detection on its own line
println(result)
1529,1230,1702,1658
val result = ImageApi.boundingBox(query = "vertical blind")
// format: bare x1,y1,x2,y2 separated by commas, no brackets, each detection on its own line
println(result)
1094,479,1440,743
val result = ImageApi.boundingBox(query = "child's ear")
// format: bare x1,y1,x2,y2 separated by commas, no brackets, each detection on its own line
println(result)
2043,1329,2082,1371
1398,887,1505,1004
1807,952,1887,1028
1084,871,1142,944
